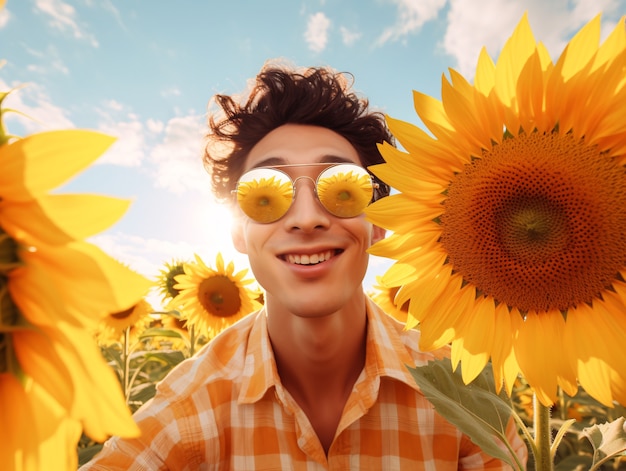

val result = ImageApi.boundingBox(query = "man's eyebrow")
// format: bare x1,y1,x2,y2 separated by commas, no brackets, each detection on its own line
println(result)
250,155,356,169
250,157,286,168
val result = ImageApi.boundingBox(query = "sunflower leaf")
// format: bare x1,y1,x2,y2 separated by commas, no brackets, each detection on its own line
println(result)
138,327,184,340
408,358,523,470
582,417,626,471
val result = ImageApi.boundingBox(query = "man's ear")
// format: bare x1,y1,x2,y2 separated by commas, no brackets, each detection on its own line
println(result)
230,214,248,254
371,225,386,245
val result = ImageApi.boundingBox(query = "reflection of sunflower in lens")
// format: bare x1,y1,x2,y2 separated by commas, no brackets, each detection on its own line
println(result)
366,14,626,407
317,171,372,217
369,276,409,324
96,299,154,345
174,253,262,337
237,176,292,223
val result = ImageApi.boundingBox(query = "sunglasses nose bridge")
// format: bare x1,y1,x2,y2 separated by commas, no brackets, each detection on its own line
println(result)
290,175,329,216
291,175,318,197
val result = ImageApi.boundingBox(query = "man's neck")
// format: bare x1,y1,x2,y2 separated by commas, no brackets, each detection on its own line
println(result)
266,295,368,378
265,295,369,452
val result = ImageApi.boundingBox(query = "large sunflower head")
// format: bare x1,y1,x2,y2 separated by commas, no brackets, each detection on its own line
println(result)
366,14,626,407
173,253,262,338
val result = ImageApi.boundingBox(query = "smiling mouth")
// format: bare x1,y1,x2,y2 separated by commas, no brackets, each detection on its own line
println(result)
282,249,342,265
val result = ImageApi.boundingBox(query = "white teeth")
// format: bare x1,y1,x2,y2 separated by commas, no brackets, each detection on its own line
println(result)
287,250,333,265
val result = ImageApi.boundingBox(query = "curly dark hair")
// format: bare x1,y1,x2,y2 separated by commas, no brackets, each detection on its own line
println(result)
203,62,394,202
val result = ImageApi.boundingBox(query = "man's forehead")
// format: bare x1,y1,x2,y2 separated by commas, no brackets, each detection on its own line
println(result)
248,155,356,170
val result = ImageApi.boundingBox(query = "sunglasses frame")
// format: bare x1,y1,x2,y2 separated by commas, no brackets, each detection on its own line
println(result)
232,162,381,223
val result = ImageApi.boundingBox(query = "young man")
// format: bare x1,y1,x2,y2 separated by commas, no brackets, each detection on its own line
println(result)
81,62,527,470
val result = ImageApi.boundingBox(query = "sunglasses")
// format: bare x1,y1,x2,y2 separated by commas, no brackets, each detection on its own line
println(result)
232,163,380,223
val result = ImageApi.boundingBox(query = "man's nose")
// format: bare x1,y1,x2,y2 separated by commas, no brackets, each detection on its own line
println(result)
281,177,331,231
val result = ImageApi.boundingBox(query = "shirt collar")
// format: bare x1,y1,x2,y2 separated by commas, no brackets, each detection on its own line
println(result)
363,297,422,392
238,298,420,404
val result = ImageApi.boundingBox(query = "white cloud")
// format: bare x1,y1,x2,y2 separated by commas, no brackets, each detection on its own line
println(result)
84,0,126,30
27,60,69,76
376,0,447,46
340,26,362,46
146,118,164,134
23,44,70,75
89,232,204,280
161,87,182,98
149,115,210,195
103,99,125,112
304,12,331,53
0,79,74,133
441,0,625,78
34,0,99,47
0,6,10,28
97,119,147,167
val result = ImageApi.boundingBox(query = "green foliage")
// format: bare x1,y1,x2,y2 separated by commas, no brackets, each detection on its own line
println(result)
410,359,626,471
583,418,626,471
77,315,192,466
409,358,525,470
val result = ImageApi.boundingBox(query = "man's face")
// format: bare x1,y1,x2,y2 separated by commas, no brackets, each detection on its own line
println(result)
230,124,385,317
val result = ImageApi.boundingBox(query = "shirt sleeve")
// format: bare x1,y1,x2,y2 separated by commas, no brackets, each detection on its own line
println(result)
458,416,528,470
78,387,217,471
78,397,173,471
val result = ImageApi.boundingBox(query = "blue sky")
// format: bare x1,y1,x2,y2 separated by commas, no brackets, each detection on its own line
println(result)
1,0,624,306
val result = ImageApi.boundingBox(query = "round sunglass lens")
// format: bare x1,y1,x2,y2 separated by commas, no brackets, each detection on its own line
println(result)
316,165,374,218
236,168,294,223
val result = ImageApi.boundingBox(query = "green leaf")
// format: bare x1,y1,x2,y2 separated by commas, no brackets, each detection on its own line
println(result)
142,350,186,367
408,358,523,470
77,443,104,465
583,417,626,470
129,381,157,408
554,453,593,470
139,327,184,340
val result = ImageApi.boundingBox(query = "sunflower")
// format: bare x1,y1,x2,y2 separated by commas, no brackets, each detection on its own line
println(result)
95,299,154,345
142,309,192,353
366,14,626,407
317,170,373,217
369,275,410,324
173,253,262,338
236,176,293,223
156,259,187,303
0,90,152,469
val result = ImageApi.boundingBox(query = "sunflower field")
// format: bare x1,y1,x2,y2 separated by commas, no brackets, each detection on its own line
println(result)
1,3,626,469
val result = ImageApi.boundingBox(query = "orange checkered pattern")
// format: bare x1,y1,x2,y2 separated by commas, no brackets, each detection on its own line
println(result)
81,298,527,470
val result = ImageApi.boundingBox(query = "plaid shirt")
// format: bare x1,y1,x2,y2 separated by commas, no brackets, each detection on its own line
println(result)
81,298,527,470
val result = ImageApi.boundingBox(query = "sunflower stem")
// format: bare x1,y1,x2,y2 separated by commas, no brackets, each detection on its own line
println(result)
533,394,554,471
122,326,131,403
189,324,196,357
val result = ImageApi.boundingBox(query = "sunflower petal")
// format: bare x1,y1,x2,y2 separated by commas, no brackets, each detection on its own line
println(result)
19,241,153,319
28,381,82,471
0,194,131,246
494,13,537,108
514,312,574,406
0,130,115,201
11,328,74,412
556,14,601,81
58,322,140,441
0,373,39,471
